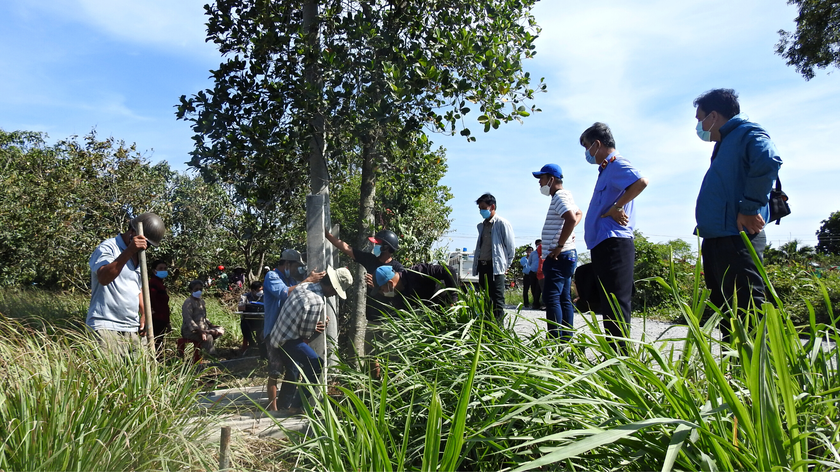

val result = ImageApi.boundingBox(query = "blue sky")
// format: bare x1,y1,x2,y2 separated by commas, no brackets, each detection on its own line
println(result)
2,1,838,257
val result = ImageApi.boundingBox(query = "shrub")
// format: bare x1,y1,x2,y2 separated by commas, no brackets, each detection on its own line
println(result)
281,239,840,471
0,316,214,470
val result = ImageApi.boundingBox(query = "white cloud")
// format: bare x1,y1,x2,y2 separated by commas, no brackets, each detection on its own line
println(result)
18,0,216,58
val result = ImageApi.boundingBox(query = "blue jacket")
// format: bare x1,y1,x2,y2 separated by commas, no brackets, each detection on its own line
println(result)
695,114,782,238
262,269,296,338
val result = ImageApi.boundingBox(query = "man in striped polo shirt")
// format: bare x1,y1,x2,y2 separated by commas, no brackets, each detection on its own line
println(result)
532,164,582,341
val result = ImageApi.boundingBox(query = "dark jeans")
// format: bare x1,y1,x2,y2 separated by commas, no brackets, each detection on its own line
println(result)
477,261,506,323
702,231,766,342
278,338,323,409
543,250,577,340
529,272,543,309
522,271,532,306
591,237,635,354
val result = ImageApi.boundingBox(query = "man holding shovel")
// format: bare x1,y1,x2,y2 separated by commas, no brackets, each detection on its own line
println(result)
86,213,165,358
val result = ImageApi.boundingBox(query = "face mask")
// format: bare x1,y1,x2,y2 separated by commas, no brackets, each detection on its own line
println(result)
480,209,491,219
539,176,552,196
297,266,307,275
382,284,396,297
256,290,264,297
191,291,202,299
696,114,713,142
155,270,168,279
284,268,292,279
373,244,382,257
585,143,598,164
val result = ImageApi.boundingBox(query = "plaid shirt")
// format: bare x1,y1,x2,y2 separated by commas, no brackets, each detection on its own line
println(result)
269,282,325,347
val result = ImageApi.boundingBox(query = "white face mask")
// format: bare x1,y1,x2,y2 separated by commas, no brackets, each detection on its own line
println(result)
191,291,202,299
539,176,553,196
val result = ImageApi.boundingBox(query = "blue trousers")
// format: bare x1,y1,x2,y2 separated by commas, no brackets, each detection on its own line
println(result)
278,338,323,409
542,250,577,340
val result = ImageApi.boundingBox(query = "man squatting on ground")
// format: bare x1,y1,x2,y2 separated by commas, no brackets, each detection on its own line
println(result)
86,213,165,357
533,164,582,341
325,228,403,369
181,280,225,356
473,193,516,324
268,266,353,413
263,249,324,411
580,123,648,354
693,88,782,341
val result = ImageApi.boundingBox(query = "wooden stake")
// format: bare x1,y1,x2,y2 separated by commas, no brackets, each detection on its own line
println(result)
136,221,155,349
219,426,231,470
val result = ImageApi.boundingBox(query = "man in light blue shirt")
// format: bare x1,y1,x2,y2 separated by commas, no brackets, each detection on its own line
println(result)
580,123,648,353
520,246,533,307
87,213,165,357
527,239,543,309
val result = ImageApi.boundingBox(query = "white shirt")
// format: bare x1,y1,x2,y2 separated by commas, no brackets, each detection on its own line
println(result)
86,235,142,332
541,189,579,258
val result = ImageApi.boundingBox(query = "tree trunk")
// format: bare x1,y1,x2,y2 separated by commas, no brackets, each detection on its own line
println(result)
347,135,378,363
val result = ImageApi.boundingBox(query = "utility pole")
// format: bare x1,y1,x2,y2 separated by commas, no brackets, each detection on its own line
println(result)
302,0,337,366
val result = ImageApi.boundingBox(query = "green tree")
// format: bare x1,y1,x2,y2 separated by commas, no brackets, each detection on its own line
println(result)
0,129,172,290
776,0,840,80
633,232,695,310
816,211,840,255
178,0,544,356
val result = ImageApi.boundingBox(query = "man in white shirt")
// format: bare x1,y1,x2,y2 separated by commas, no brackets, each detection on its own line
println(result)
86,213,165,357
532,165,582,340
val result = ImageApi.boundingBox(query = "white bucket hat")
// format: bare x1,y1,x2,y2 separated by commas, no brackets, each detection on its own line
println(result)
325,265,353,299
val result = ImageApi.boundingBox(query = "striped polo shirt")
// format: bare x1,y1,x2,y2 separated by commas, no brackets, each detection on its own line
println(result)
541,189,579,258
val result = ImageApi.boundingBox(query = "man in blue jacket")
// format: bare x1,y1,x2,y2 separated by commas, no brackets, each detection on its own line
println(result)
694,88,782,341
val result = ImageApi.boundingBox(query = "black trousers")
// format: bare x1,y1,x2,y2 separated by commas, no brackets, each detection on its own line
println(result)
591,237,635,353
522,271,532,306
702,231,766,341
529,272,542,309
477,261,506,324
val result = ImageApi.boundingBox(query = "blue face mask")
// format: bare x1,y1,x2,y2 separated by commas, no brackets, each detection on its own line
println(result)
480,209,492,219
284,268,292,279
373,244,382,257
696,114,712,142
584,143,598,164
155,270,168,279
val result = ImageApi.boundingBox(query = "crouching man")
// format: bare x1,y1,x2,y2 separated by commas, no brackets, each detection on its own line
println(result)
268,265,353,414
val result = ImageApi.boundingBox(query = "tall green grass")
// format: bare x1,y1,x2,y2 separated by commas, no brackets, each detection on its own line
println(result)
0,315,215,471
277,237,840,471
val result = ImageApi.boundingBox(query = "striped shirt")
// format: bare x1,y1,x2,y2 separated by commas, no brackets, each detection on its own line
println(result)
541,189,579,258
269,282,325,347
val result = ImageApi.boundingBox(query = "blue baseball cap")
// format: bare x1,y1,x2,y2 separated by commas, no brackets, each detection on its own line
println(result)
375,265,397,287
532,164,563,179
